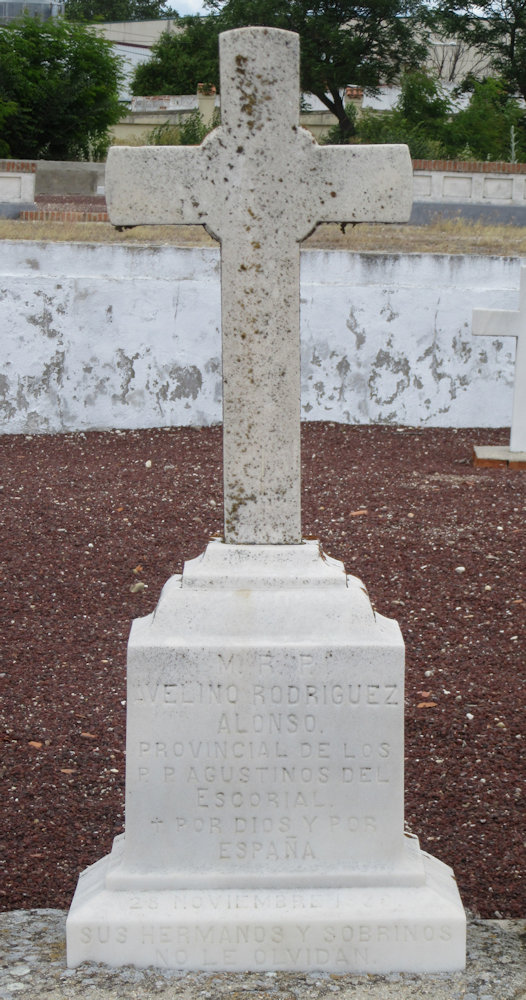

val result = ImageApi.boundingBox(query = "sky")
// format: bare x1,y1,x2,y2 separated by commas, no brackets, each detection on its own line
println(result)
171,0,208,13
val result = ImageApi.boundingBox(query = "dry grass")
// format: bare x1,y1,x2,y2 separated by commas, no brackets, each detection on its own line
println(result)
1,216,526,255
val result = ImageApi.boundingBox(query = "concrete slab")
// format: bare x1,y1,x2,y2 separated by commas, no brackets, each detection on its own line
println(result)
0,201,36,219
473,444,526,468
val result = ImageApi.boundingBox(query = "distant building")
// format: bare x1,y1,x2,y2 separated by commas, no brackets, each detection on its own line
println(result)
0,1,65,23
91,19,181,102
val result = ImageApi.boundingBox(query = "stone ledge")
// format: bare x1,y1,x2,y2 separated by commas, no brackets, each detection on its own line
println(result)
1,910,524,1000
473,445,526,469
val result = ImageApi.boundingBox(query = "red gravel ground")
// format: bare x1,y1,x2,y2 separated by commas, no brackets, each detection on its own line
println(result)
0,424,524,919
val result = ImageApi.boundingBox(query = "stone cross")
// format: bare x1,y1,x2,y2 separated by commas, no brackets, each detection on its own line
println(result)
473,266,526,452
106,26,413,543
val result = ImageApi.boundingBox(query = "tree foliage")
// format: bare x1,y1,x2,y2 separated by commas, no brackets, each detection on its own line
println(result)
356,70,453,156
352,70,526,160
0,15,124,160
435,0,526,102
65,0,177,21
0,99,18,157
131,15,220,96
131,0,428,137
212,0,429,137
148,107,221,144
448,76,526,160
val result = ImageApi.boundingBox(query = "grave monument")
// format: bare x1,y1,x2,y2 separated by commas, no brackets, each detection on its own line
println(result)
67,27,466,972
472,267,526,468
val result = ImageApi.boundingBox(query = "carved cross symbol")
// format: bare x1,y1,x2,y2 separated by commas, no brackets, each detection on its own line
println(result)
106,27,413,543
473,266,526,452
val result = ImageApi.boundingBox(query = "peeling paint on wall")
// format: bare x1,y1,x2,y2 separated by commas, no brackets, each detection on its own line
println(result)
0,241,520,434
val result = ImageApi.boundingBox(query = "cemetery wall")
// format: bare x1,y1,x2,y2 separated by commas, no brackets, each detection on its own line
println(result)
0,239,521,434
4,158,526,207
0,159,36,206
412,159,526,207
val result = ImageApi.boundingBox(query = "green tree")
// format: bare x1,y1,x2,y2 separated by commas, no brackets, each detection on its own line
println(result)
209,0,429,140
435,0,526,102
352,70,526,161
0,15,124,160
131,14,220,96
131,0,429,139
355,70,452,157
448,76,526,160
0,99,18,157
65,0,177,21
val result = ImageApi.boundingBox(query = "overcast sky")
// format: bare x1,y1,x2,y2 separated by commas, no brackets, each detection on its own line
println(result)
172,0,208,13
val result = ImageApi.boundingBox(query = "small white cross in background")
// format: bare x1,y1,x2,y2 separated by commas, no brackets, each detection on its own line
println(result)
473,266,526,453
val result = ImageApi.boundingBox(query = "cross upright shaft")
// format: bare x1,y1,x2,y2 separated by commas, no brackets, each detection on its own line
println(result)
106,27,413,544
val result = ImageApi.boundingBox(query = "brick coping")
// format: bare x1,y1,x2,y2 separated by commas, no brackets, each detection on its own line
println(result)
412,159,526,174
0,160,37,173
20,209,109,222
2,157,526,176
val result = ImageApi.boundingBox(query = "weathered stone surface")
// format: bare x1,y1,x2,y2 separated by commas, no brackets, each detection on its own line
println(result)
107,27,412,544
67,542,465,972
68,27,464,975
473,265,526,451
105,541,412,890
0,244,520,436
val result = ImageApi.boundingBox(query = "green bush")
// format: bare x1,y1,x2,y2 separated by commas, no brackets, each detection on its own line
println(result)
447,78,526,162
352,70,452,157
0,99,18,157
0,15,123,160
355,108,447,158
319,105,357,145
331,70,526,162
148,108,220,147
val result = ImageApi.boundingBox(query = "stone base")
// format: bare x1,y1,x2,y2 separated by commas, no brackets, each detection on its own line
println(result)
473,445,526,469
67,540,466,973
67,840,465,972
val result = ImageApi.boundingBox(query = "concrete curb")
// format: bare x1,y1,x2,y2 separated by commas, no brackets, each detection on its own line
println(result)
0,910,524,1000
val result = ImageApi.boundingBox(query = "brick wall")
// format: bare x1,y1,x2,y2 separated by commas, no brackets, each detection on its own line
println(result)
0,160,36,173
413,159,526,174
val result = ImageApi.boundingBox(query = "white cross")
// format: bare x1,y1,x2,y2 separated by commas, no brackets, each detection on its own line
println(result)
106,27,413,543
473,266,526,452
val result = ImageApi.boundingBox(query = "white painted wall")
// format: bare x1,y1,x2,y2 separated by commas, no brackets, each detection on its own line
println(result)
0,241,521,434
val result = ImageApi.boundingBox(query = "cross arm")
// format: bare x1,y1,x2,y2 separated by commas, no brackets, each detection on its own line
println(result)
472,308,521,340
106,145,211,228
298,142,413,240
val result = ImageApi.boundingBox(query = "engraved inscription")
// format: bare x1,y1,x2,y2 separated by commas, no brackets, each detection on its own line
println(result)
127,655,403,869
133,678,399,707
79,919,454,951
82,919,454,968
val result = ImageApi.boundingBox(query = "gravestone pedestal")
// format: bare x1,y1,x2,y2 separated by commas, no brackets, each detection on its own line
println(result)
68,25,465,973
67,540,465,972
